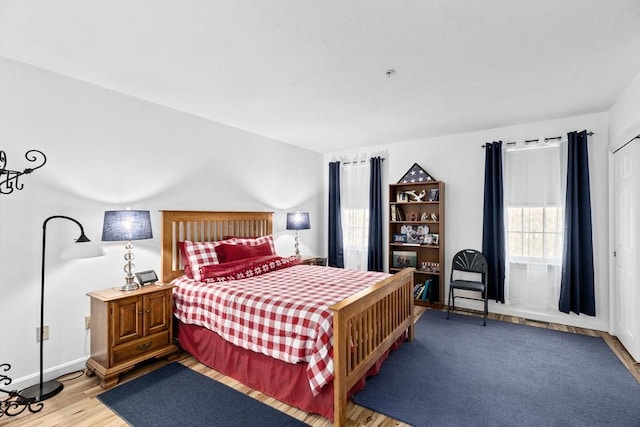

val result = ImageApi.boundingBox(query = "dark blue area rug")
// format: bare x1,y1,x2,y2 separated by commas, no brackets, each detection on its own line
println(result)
354,309,640,427
97,363,307,427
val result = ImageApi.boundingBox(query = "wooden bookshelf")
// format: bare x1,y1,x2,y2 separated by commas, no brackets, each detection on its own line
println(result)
389,181,445,307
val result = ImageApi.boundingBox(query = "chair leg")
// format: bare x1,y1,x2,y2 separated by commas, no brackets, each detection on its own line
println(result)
483,291,488,326
447,288,452,319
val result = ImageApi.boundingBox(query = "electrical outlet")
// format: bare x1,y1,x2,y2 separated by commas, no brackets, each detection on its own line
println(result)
85,315,91,330
36,325,49,342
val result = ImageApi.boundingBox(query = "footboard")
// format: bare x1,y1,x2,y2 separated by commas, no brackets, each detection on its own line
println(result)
330,267,415,426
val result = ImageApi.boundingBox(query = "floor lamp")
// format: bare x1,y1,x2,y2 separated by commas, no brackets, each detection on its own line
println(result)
18,216,105,403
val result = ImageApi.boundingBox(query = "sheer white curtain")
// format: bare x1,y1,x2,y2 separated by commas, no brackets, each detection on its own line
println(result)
504,142,566,310
340,156,370,271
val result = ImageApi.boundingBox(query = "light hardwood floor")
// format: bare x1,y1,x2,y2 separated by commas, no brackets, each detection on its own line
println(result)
2,307,638,427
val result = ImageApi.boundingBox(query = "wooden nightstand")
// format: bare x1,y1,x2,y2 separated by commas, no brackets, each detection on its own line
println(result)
300,256,327,266
85,284,179,389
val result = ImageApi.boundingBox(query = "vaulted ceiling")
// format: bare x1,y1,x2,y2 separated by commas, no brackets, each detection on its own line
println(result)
1,0,639,153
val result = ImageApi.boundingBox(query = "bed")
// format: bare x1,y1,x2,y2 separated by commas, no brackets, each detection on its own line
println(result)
160,210,414,425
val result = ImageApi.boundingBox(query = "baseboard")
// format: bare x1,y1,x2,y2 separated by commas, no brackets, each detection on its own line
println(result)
5,356,89,393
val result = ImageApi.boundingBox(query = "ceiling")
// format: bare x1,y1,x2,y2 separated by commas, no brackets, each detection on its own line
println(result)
1,1,639,153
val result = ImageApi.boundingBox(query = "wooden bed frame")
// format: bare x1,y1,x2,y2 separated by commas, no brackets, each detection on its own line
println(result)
160,210,414,425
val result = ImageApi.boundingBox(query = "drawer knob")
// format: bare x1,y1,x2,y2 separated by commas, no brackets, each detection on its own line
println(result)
135,342,151,352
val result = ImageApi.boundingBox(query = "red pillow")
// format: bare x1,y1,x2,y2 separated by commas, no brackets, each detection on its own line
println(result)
215,242,273,263
178,241,193,278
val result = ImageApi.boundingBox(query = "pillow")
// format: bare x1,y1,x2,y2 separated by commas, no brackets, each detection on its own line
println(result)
183,239,236,281
177,242,193,278
200,255,301,282
215,241,273,263
233,235,276,255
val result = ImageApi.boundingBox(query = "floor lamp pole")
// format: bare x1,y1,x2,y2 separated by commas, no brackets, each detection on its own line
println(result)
19,216,91,402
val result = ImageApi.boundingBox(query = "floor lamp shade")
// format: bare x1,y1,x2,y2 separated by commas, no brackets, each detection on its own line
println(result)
101,210,153,291
19,215,104,404
286,212,310,258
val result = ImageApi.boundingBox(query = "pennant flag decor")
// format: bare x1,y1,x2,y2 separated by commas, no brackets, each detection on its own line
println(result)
398,163,435,183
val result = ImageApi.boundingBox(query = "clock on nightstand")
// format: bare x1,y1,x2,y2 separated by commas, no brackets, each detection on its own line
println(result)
300,256,327,266
85,284,179,389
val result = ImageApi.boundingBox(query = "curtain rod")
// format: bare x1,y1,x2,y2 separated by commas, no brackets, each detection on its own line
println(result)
481,131,594,148
340,157,385,165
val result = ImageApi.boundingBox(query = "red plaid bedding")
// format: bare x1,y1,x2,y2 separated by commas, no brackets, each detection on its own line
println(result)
172,261,390,395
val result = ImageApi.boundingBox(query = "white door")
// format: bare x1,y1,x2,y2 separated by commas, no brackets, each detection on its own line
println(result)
613,138,639,362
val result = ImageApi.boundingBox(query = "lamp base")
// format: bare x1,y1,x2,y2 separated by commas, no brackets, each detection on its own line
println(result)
18,379,64,402
120,283,140,291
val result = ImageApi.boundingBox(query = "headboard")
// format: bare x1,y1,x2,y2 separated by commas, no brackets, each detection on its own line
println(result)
160,210,274,282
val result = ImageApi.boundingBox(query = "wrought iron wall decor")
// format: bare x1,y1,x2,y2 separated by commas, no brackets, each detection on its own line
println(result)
1,363,43,418
0,149,47,195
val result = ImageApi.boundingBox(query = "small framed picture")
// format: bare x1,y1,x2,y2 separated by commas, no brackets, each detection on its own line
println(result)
432,234,440,245
392,233,408,243
423,234,434,245
397,191,407,202
392,251,417,269
428,188,439,201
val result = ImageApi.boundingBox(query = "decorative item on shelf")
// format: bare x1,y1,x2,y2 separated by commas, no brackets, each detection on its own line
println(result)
404,189,426,202
404,225,429,245
421,212,429,221
392,250,417,268
397,163,435,183
0,149,47,195
420,262,440,273
428,188,439,201
17,215,105,408
432,234,440,245
102,210,153,291
392,233,408,243
286,211,310,258
430,212,438,221
409,211,418,221
396,191,407,202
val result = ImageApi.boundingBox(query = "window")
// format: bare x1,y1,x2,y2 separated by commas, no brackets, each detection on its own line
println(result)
340,160,369,270
504,143,566,309
507,206,563,263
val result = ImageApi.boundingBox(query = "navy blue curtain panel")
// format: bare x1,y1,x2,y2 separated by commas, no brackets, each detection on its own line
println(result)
368,157,384,272
482,141,506,303
328,162,344,268
559,130,596,316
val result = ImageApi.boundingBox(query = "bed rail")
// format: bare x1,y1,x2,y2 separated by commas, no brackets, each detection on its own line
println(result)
330,267,415,426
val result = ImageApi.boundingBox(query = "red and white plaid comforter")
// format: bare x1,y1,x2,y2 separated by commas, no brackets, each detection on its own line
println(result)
172,263,390,395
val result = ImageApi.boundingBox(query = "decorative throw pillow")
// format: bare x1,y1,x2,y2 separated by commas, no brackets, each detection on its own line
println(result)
200,255,301,282
233,235,276,255
215,241,273,263
183,238,235,281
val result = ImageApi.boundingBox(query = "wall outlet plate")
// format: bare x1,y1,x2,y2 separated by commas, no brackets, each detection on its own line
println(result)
37,325,49,342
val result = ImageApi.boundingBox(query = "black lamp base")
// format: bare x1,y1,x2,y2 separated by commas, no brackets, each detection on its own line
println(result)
18,380,64,402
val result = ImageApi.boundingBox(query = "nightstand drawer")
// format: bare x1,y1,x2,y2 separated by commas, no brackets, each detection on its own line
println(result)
112,331,170,364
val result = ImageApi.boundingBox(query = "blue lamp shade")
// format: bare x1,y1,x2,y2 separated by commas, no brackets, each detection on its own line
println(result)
101,210,153,242
286,212,310,230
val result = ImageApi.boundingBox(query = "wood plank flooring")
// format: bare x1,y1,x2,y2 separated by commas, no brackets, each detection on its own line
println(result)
2,307,638,427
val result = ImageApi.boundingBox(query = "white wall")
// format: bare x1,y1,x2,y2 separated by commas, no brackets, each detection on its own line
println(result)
325,112,610,332
609,71,640,151
0,57,324,388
